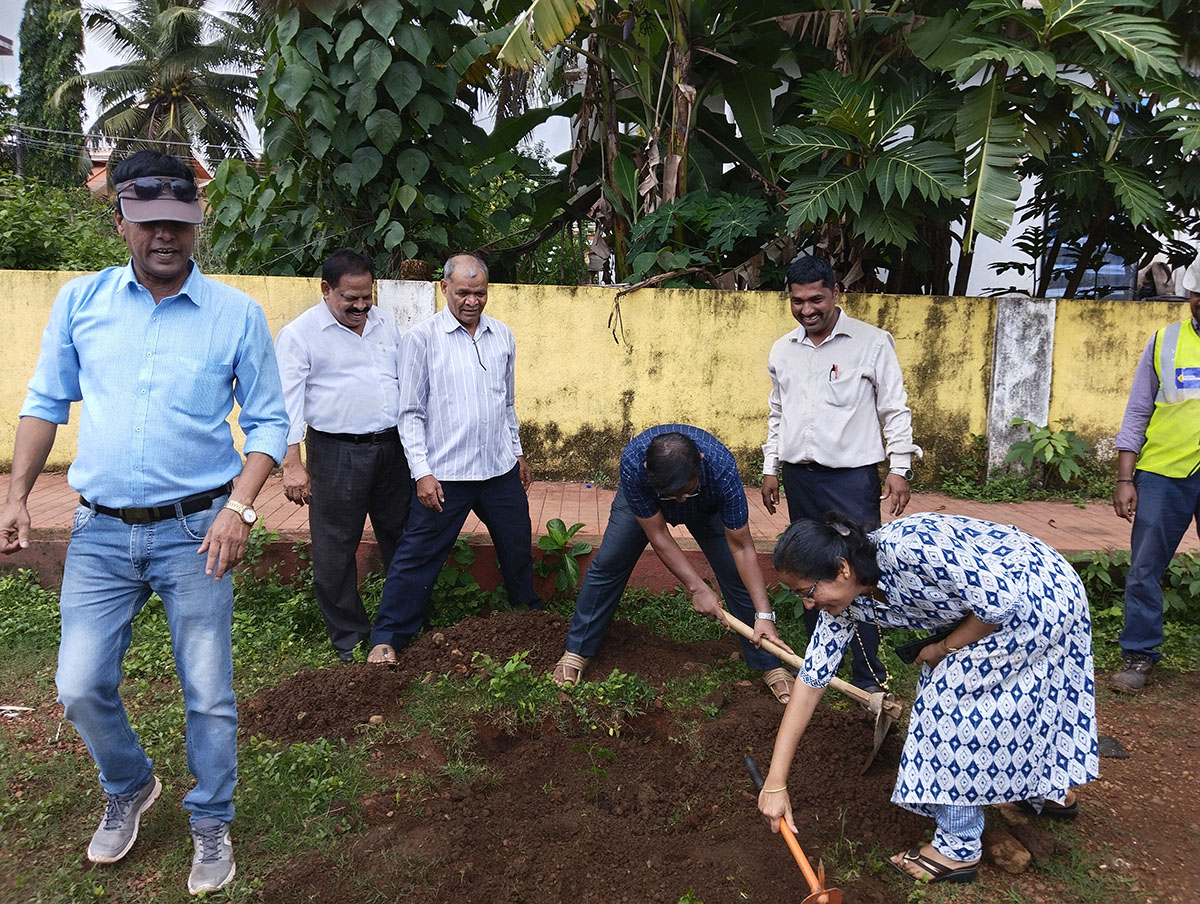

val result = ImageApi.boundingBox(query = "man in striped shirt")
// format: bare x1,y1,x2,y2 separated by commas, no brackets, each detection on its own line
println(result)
368,253,540,662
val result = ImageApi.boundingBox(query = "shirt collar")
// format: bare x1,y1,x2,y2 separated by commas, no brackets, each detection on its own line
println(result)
790,307,854,347
438,306,492,336
316,300,379,335
118,258,203,306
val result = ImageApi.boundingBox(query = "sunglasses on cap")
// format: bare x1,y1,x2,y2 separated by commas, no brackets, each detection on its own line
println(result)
116,177,199,203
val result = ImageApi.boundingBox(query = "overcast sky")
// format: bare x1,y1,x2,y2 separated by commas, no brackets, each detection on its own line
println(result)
0,0,246,118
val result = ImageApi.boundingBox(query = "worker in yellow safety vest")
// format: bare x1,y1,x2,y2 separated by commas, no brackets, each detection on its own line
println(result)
1111,252,1200,692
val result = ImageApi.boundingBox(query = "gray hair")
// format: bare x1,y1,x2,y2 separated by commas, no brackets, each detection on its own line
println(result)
443,252,489,281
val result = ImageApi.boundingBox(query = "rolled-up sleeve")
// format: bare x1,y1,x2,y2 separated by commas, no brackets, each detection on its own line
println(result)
20,287,82,424
234,305,289,464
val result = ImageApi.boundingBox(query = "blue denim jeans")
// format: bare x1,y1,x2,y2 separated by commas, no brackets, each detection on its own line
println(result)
56,496,237,825
565,488,782,672
1122,469,1200,661
373,463,539,652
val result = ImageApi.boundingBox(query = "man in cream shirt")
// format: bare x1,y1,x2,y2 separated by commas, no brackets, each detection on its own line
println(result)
762,254,921,692
275,250,410,662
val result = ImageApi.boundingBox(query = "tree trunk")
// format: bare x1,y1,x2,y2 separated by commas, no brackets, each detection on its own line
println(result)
1035,230,1065,298
1061,218,1108,300
664,1,692,203
953,194,977,296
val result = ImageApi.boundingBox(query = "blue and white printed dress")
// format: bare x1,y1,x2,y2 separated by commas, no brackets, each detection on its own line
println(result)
798,513,1099,816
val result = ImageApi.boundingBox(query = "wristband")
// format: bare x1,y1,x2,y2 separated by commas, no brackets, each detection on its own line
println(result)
1116,479,1134,484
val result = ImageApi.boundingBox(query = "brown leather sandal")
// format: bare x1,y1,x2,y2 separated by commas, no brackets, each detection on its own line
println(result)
552,652,589,687
762,667,794,704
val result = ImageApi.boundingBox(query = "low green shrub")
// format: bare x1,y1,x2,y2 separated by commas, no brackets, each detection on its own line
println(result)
0,569,61,645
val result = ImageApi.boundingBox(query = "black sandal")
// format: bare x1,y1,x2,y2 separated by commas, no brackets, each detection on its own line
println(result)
889,847,979,884
1017,798,1078,820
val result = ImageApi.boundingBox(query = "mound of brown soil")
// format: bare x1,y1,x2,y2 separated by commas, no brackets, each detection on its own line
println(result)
248,611,924,903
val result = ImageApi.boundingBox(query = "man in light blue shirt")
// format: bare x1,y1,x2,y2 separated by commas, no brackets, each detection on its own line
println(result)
0,151,288,895
275,250,410,662
368,252,540,662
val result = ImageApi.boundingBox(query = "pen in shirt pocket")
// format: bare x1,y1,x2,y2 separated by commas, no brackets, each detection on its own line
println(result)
829,364,838,381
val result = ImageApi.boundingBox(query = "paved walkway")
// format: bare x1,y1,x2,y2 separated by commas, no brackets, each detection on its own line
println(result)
6,471,1198,556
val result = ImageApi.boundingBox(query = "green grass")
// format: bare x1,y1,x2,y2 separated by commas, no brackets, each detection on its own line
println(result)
2,545,1199,903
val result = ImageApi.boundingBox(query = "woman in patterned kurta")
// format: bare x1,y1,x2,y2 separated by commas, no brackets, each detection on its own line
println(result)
757,513,1099,883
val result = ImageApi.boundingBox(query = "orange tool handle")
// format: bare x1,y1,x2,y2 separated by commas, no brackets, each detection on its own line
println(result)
779,821,823,893
745,756,823,896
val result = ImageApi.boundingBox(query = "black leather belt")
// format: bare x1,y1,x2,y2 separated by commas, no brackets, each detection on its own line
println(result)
308,427,399,444
81,482,233,525
787,461,838,472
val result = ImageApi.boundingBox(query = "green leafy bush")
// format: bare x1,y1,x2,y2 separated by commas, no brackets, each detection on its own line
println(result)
1005,418,1093,487
0,569,61,645
239,736,368,836
0,176,128,271
1071,550,1200,670
625,191,777,285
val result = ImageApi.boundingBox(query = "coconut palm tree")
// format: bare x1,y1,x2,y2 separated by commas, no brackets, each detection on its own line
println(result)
55,0,260,164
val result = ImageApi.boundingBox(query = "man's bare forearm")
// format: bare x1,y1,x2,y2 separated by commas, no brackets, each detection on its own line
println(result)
5,417,58,504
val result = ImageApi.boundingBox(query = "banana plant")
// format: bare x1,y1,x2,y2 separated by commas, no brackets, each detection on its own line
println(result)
908,0,1184,293
491,0,799,284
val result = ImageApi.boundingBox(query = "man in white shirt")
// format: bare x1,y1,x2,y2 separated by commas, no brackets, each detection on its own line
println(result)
762,255,921,691
275,250,410,662
367,252,540,663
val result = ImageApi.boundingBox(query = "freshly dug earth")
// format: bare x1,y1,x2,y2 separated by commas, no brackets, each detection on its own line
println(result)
244,611,1200,904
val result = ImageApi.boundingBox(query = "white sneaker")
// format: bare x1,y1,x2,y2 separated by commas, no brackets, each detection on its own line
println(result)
87,775,161,864
187,818,235,895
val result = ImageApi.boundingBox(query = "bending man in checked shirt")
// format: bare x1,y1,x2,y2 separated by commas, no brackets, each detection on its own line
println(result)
553,425,795,704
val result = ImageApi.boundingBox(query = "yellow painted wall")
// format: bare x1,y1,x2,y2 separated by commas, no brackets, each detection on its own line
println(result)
0,270,318,469
0,268,1171,480
1049,297,1191,453
482,284,996,480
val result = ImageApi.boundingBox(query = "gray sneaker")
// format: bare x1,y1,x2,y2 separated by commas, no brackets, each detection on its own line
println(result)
87,774,162,864
1111,653,1155,693
187,818,235,895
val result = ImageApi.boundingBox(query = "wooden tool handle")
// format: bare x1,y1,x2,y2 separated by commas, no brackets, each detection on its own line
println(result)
723,611,903,719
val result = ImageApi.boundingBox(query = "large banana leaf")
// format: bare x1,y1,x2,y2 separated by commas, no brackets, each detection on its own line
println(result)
497,0,598,70
956,80,1025,251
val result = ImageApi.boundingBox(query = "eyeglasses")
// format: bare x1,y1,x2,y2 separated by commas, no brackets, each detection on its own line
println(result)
799,579,821,601
116,177,199,203
658,490,701,501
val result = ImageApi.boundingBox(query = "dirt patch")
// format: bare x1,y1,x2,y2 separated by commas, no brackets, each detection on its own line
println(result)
247,611,1200,904
1081,673,1200,904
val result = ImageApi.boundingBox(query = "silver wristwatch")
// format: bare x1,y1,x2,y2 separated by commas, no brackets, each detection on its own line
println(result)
754,611,777,623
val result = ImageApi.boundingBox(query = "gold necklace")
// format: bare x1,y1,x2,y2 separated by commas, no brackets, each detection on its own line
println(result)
853,593,891,691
